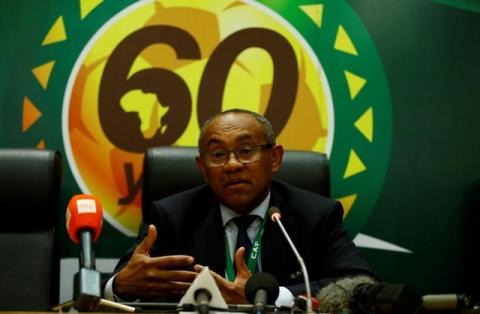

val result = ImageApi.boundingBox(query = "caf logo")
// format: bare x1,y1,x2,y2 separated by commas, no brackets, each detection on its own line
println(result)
24,0,392,236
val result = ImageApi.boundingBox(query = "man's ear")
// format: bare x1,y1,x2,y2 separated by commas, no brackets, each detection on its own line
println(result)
195,155,208,182
271,145,284,173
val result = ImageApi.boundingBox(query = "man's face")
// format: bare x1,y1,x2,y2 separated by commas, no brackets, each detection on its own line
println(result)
196,113,283,214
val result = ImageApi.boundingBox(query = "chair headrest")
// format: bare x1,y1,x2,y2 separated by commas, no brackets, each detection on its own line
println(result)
142,146,330,219
0,149,62,231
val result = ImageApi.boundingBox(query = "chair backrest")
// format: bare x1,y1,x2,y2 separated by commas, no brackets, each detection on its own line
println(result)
0,148,62,310
142,146,330,220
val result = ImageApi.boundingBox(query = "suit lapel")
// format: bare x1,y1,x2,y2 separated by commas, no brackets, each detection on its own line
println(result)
261,186,300,284
189,184,301,283
192,201,226,275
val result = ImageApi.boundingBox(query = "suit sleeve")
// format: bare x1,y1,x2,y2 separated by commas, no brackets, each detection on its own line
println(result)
286,200,377,295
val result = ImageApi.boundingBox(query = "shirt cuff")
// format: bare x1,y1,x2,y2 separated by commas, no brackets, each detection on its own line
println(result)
103,275,117,301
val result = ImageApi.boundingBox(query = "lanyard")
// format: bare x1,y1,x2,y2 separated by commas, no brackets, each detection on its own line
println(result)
224,216,267,282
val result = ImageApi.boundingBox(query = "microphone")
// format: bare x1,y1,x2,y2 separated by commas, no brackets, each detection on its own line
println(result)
352,282,422,313
422,293,472,311
66,194,104,311
66,194,103,269
194,288,212,314
268,206,315,314
245,272,280,314
317,276,422,313
317,275,375,312
318,275,474,313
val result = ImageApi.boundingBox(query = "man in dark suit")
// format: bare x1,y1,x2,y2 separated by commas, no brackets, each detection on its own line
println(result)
105,109,375,304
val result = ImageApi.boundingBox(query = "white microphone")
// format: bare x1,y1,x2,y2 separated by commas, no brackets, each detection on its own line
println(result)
268,206,314,314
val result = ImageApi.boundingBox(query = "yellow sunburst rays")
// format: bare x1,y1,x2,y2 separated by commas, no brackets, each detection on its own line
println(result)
300,4,373,217
25,0,104,149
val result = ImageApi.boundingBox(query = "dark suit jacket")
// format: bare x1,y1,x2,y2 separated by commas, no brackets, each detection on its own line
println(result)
113,180,375,297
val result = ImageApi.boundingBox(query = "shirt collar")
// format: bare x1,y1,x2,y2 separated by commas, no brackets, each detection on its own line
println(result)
220,192,271,227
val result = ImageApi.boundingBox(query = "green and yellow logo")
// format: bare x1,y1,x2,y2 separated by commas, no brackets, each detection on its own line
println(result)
17,0,392,236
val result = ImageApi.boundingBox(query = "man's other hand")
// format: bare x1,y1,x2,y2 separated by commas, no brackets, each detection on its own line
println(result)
195,247,252,304
114,224,197,300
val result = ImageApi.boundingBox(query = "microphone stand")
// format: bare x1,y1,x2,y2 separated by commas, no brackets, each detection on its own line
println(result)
273,216,314,314
71,230,136,312
76,230,101,311
51,298,136,313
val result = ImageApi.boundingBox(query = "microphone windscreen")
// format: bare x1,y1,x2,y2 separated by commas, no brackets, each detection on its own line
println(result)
66,194,103,244
317,275,376,313
245,272,280,304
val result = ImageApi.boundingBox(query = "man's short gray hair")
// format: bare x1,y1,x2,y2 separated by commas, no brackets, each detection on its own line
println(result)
197,109,276,150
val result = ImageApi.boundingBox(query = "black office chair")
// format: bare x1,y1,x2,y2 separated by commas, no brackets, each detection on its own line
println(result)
0,148,62,310
142,146,330,221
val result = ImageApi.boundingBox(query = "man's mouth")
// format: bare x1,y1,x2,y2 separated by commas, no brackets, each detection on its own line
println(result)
224,179,249,188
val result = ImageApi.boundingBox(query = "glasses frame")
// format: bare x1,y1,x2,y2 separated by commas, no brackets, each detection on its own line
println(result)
201,143,274,168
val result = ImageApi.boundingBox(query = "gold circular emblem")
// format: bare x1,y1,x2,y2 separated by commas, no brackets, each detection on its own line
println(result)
63,0,332,235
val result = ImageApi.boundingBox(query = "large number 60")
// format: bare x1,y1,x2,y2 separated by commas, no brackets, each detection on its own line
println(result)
99,25,298,153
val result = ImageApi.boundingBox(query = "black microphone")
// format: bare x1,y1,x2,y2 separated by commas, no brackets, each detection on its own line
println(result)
245,272,280,314
194,288,212,314
317,276,426,313
268,206,315,314
352,282,423,313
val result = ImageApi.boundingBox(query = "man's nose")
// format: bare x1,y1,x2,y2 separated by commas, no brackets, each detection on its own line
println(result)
223,152,244,170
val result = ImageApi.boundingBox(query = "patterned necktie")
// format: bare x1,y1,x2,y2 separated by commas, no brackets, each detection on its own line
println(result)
233,215,257,262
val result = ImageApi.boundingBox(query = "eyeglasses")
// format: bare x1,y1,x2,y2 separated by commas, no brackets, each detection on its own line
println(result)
202,143,274,168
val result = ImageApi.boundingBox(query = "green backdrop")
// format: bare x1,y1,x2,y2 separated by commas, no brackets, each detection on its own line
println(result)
1,0,479,301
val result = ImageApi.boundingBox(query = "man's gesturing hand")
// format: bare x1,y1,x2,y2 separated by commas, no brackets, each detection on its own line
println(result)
195,247,252,304
114,224,197,300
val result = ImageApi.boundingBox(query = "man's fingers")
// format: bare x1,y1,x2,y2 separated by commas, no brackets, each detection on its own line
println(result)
150,270,197,283
192,264,225,284
125,280,192,299
234,247,251,278
134,224,157,255
207,268,230,286
149,255,195,269
204,254,249,304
